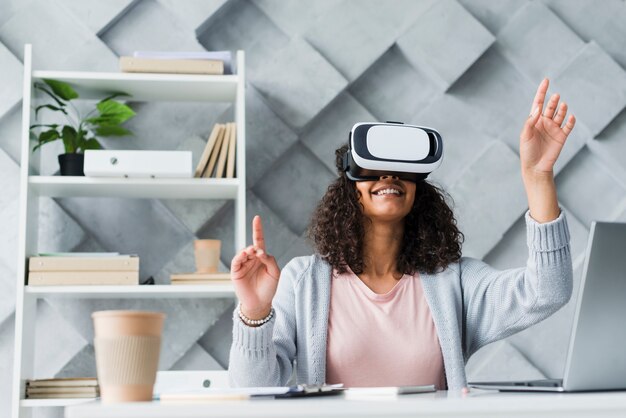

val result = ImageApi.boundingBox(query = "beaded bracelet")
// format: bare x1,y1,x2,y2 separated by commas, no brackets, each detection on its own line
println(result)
237,304,274,327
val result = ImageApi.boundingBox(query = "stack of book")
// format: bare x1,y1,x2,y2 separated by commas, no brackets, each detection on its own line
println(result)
27,253,139,286
26,377,99,399
170,272,231,286
120,50,232,75
194,122,237,178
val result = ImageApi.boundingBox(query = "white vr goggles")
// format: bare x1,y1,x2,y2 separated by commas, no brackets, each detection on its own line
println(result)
341,122,443,182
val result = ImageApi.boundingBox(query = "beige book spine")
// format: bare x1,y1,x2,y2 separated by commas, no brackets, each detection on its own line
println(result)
27,378,98,388
28,271,139,286
194,124,223,177
226,123,237,178
119,57,224,75
29,256,139,272
203,124,227,178
26,392,98,399
214,122,231,178
27,386,99,394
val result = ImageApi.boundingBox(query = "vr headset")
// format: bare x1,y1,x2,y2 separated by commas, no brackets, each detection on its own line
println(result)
341,122,443,182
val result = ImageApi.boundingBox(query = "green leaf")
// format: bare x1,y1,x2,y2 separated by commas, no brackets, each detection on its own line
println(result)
94,125,133,137
34,104,67,118
82,138,102,150
61,125,77,153
33,129,60,152
30,123,59,130
42,79,79,101
38,129,60,142
98,92,130,103
34,83,66,108
96,100,136,125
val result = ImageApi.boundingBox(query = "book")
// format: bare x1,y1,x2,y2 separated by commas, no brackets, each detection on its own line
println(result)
27,386,100,395
26,392,98,399
27,377,98,388
202,125,227,178
28,271,139,286
203,123,228,178
194,124,223,178
119,57,224,75
133,50,232,74
170,273,230,281
226,123,237,178
29,255,139,272
213,123,232,178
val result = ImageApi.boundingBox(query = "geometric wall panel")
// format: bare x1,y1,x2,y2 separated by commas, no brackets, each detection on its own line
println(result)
457,0,526,34
0,1,118,71
552,42,626,136
397,0,495,90
543,0,626,70
496,1,585,81
301,92,376,174
350,45,438,123
249,37,348,130
0,41,22,120
304,2,399,82
100,0,207,55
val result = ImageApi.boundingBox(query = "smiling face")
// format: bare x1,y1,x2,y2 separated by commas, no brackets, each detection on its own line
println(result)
355,175,417,223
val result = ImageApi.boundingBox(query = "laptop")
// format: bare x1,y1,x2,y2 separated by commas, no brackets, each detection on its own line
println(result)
469,221,626,392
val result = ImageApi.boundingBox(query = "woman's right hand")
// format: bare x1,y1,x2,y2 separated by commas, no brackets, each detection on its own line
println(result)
231,215,281,320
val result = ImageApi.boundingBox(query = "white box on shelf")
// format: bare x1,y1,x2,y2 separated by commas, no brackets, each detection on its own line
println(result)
84,150,192,178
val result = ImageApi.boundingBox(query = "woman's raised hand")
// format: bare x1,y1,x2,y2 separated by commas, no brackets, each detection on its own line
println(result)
231,215,281,320
520,78,576,176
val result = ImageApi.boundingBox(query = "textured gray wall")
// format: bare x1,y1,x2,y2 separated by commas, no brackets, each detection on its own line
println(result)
2,0,626,415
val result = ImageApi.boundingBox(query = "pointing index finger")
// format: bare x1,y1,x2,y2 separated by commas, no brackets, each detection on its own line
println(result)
252,215,266,251
531,78,549,115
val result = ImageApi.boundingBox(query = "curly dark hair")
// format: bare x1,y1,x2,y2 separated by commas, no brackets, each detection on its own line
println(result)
307,144,464,275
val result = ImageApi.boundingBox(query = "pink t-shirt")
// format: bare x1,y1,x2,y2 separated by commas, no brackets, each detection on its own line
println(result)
325,269,446,389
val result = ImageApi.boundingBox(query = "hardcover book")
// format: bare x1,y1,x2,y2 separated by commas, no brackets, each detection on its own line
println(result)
194,124,223,177
28,271,139,286
29,255,139,272
119,57,224,75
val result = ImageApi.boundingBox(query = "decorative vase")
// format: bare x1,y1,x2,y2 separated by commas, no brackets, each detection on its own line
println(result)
58,153,85,176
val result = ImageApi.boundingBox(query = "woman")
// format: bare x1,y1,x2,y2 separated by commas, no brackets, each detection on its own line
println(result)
228,79,576,390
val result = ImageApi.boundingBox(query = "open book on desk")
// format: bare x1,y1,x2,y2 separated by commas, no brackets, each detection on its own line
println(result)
159,384,345,402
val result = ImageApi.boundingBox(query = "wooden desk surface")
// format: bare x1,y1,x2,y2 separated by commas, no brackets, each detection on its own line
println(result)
65,390,626,418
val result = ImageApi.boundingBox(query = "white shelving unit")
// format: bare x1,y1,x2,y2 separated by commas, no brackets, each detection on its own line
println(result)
11,45,246,418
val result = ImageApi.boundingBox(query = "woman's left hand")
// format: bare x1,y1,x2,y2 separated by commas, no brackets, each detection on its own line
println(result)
519,78,576,177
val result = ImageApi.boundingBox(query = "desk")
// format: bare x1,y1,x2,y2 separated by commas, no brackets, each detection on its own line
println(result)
65,390,626,418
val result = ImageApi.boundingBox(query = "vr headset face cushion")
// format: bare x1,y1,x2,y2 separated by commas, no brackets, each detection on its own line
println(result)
342,123,443,182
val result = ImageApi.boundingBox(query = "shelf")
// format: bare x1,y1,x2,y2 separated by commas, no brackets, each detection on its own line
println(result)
25,284,235,299
20,398,96,408
32,70,238,102
28,176,240,199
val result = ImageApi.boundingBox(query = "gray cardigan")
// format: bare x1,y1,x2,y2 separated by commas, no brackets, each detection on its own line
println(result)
229,211,573,390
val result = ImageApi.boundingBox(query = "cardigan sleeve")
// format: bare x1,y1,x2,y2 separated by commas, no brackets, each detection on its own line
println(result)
228,257,305,387
460,210,573,357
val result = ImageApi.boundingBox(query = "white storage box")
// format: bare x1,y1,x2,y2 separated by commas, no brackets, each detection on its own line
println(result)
84,150,192,178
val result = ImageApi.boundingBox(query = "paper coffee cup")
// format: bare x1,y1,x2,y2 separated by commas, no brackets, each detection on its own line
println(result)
92,310,165,403
194,239,221,273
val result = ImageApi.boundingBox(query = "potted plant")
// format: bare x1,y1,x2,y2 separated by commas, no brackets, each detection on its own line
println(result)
29,79,136,176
